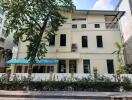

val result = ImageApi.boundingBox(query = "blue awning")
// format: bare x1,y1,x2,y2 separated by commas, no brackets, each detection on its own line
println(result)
6,59,59,64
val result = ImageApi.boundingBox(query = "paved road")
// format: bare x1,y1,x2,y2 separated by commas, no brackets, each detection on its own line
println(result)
0,98,74,100
0,97,109,100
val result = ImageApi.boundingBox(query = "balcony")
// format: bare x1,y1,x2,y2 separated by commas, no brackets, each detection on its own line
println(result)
105,22,119,29
71,22,119,31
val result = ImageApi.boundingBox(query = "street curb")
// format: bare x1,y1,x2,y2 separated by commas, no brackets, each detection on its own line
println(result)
0,91,132,99
0,94,111,99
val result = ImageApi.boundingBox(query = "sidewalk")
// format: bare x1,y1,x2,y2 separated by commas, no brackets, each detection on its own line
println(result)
0,91,132,99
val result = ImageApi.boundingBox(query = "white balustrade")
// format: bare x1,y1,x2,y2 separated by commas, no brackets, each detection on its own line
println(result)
0,73,132,81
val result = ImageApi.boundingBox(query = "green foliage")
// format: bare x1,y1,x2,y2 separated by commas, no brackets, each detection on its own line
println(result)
121,77,132,91
0,74,131,91
0,0,74,59
116,65,124,75
113,42,125,65
93,66,98,79
124,65,132,74
0,80,121,92
113,42,126,76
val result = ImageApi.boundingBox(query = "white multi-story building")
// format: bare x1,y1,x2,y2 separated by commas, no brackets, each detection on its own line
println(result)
0,7,6,50
116,0,132,65
9,10,125,74
0,7,14,70
0,7,6,69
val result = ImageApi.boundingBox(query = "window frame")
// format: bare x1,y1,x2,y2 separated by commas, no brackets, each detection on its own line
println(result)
81,24,87,28
0,7,4,15
69,60,77,73
60,34,66,46
49,35,55,46
107,59,114,74
82,36,88,48
72,18,86,21
83,59,90,73
72,24,77,28
95,24,100,28
0,17,2,24
58,60,66,73
96,36,103,48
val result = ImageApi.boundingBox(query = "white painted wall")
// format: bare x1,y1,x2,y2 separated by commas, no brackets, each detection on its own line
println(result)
118,0,132,64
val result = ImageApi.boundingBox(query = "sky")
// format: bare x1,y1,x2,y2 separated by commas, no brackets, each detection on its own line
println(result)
73,0,120,10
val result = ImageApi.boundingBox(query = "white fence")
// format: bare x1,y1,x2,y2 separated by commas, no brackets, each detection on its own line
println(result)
0,73,132,81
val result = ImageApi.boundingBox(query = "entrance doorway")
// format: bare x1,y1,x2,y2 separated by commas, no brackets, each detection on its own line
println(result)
58,60,66,73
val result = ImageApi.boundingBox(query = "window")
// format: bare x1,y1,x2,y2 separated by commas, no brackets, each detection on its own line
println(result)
0,37,5,42
49,35,55,46
0,17,2,24
40,66,46,73
38,66,44,73
95,24,100,28
24,66,28,73
82,36,88,47
69,60,77,73
0,8,4,15
2,29,6,37
72,18,86,21
72,24,77,28
60,34,66,46
16,66,22,73
81,24,86,28
47,66,54,73
4,20,7,27
96,36,103,47
83,60,90,73
33,66,39,73
107,60,114,74
58,60,66,73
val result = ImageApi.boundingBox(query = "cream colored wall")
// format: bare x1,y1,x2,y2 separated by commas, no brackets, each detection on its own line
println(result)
72,30,121,53
79,54,118,74
12,12,122,74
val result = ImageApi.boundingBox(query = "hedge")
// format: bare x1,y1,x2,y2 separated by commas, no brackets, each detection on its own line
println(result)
0,81,131,92
0,74,131,91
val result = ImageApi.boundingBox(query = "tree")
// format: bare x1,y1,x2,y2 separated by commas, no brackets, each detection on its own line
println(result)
113,42,125,65
113,42,125,79
0,49,12,62
0,0,74,78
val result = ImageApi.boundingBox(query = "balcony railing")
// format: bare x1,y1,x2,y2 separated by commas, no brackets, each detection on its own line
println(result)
105,22,119,29
0,73,132,81
71,22,119,30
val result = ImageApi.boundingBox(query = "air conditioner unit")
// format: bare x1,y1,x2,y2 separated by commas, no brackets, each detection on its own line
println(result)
71,43,77,52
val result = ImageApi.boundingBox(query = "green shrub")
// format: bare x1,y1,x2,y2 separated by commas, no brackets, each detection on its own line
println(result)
0,74,131,92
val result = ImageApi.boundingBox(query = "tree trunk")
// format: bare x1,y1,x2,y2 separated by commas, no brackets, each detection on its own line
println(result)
28,57,35,80
28,61,33,80
27,14,49,80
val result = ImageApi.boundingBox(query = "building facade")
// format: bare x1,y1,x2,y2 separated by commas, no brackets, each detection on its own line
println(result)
0,7,6,69
9,10,125,74
116,0,132,65
0,7,6,50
